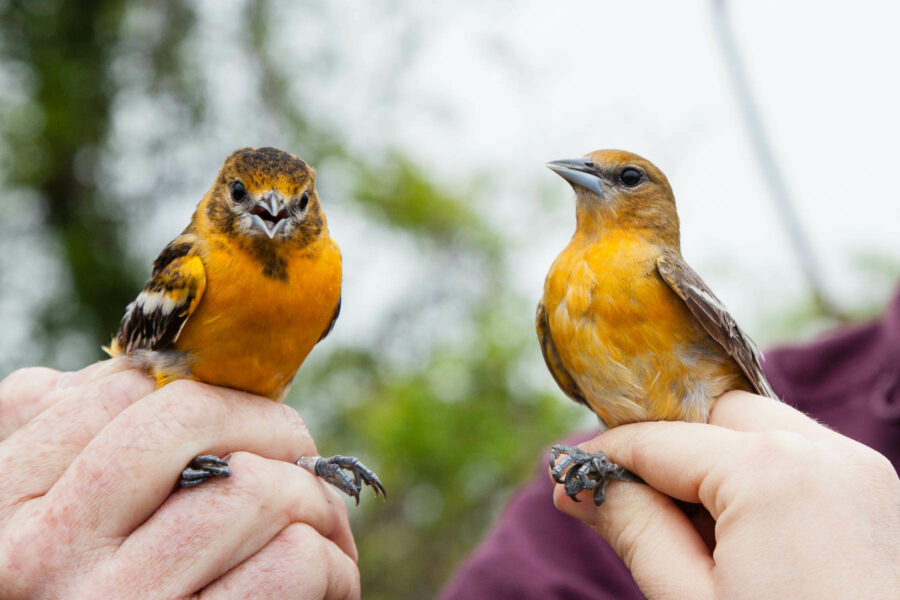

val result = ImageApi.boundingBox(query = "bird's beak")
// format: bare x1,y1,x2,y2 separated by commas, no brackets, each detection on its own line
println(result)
249,190,290,238
546,157,606,197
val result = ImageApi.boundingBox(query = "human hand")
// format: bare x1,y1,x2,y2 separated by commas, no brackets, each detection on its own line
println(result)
552,390,900,600
0,360,359,599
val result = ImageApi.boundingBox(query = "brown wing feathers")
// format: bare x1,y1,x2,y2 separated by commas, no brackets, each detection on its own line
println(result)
656,254,777,399
114,235,206,353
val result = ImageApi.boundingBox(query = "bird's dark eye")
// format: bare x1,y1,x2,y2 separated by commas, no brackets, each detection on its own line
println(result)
299,192,309,210
620,167,644,187
230,180,246,202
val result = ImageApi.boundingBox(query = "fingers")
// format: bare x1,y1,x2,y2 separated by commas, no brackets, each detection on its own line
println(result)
551,392,893,599
577,422,746,509
55,358,137,388
197,523,360,600
40,379,317,541
559,400,856,542
709,390,841,445
554,481,715,600
0,359,136,440
0,367,63,439
110,452,355,599
0,368,156,516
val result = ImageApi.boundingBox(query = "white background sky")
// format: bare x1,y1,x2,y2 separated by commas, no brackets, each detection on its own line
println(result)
303,0,900,343
2,0,898,369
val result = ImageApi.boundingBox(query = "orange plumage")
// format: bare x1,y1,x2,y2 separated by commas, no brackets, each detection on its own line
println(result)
108,147,341,401
542,150,775,504
173,200,341,399
540,150,773,430
106,147,383,501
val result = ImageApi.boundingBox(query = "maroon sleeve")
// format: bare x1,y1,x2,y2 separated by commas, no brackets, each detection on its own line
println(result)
438,434,643,600
761,288,900,461
438,288,900,600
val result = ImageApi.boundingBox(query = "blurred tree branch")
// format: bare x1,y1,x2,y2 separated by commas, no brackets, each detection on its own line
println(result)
0,4,582,599
710,0,848,321
1,0,137,350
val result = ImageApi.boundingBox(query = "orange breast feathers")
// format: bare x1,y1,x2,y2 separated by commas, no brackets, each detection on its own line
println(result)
108,147,343,402
541,230,748,427
174,232,341,400
542,149,775,505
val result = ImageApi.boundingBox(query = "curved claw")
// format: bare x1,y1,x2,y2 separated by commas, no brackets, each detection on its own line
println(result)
180,454,232,488
551,454,577,484
548,444,641,506
297,455,386,505
594,479,611,506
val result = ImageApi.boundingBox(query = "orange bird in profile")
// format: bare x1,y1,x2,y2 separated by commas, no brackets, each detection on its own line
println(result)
539,149,775,505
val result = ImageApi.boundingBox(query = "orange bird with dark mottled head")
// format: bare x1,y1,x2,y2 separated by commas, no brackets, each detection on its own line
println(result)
539,149,775,505
108,147,384,502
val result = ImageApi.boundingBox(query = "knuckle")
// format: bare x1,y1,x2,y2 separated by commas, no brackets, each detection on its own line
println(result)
614,508,656,569
852,448,900,490
149,380,223,433
279,524,336,579
91,370,155,415
627,436,653,476
0,529,38,584
0,367,56,395
275,403,316,453
222,451,271,501
869,451,899,479
0,367,56,413
0,508,71,588
257,524,359,600
745,430,808,464
346,562,362,600
740,430,816,489
315,533,336,585
594,494,667,571
275,401,306,430
332,548,361,600
279,521,317,549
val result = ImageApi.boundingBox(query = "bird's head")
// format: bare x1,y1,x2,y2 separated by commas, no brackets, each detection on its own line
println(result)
547,149,680,249
199,147,327,246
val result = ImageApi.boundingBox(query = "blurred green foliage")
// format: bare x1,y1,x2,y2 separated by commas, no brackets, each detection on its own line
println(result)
305,298,581,598
353,154,499,254
3,3,894,598
0,1,582,598
0,0,141,345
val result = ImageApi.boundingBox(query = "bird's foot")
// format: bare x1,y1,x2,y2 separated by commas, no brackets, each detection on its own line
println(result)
180,454,232,488
549,444,641,506
297,455,386,505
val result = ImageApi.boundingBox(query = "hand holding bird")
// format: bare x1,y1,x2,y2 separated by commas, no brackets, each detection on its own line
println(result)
108,147,384,503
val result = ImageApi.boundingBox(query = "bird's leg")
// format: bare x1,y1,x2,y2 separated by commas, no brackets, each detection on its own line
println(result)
297,455,386,505
549,445,642,506
180,454,232,488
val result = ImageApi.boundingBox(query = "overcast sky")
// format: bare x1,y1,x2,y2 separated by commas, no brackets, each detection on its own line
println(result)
3,0,898,370
280,0,900,342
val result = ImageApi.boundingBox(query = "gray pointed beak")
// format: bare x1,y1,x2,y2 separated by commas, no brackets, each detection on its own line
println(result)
546,157,606,197
249,190,290,238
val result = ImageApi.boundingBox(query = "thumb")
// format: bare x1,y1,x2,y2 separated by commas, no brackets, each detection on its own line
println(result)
553,468,715,600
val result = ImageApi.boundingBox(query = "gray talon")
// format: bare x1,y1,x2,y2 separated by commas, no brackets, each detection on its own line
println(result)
549,445,641,506
180,454,232,488
297,455,386,505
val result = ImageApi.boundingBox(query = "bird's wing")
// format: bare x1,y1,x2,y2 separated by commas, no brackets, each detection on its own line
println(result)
536,301,589,407
317,295,341,342
656,253,777,399
114,235,207,353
